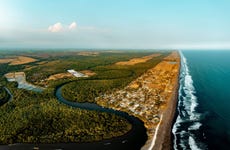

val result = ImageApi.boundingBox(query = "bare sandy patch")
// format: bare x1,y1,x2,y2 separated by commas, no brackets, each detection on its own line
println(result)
4,72,25,78
115,54,161,66
80,70,96,77
10,56,37,65
46,70,95,81
129,83,140,89
0,56,37,65
163,51,179,62
0,58,15,64
47,73,73,81
105,50,124,53
4,72,44,92
77,52,99,56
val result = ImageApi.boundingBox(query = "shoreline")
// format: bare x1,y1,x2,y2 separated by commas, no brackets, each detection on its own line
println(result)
139,51,181,150
151,52,181,150
95,51,181,150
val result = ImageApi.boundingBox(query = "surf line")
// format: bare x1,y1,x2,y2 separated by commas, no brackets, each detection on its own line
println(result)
147,114,163,150
173,51,203,150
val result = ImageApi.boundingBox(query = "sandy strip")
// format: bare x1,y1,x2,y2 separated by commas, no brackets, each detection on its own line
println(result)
148,115,163,150
150,57,180,150
115,54,161,65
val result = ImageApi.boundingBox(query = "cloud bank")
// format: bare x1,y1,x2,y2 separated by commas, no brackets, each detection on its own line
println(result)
48,22,77,32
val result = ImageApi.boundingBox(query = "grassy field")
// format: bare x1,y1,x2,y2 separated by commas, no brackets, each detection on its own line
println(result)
0,50,170,144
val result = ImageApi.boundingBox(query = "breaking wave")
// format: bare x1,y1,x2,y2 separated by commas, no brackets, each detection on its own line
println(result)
172,51,206,150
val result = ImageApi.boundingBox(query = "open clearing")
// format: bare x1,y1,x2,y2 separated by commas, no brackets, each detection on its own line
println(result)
47,73,73,81
80,70,96,76
0,56,37,65
47,70,96,81
115,54,161,66
77,52,99,56
4,72,44,92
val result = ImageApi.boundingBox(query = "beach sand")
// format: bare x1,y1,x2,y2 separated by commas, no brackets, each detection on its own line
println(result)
150,52,180,150
151,79,179,150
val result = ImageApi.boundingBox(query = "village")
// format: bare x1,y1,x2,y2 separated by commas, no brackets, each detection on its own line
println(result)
96,51,180,145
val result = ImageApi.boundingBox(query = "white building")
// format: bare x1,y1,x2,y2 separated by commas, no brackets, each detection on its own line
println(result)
67,69,87,77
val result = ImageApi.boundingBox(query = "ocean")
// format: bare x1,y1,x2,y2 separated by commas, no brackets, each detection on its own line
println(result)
172,50,230,150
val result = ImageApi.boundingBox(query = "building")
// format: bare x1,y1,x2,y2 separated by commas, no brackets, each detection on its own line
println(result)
67,69,87,77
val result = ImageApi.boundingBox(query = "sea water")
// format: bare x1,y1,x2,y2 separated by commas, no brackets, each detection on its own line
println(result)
173,50,230,150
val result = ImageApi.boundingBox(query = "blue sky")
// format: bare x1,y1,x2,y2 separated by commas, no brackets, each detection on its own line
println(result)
0,0,230,49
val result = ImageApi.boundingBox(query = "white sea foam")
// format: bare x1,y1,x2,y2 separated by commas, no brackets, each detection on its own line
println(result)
179,131,187,150
172,116,179,150
173,51,203,150
189,136,202,150
183,54,200,121
189,122,202,131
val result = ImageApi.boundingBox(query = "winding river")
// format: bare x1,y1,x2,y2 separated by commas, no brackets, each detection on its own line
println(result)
53,84,147,150
0,87,13,106
1,82,147,150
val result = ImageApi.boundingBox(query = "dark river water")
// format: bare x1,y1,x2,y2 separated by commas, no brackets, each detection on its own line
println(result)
0,84,147,150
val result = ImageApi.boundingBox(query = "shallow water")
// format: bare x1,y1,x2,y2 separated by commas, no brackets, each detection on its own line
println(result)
7,75,43,92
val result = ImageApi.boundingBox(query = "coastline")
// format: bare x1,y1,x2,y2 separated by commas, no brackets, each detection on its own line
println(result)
151,73,180,150
150,52,181,150
96,51,181,150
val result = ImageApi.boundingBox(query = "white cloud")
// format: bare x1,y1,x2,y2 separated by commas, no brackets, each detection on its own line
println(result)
48,22,78,32
68,22,77,30
48,22,63,32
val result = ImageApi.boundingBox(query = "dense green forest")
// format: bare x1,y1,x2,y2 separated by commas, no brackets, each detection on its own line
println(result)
0,50,169,144
0,82,131,144
0,87,10,106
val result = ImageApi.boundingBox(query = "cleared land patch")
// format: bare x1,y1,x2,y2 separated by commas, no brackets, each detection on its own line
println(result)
47,73,73,81
0,56,37,65
47,70,95,81
77,52,99,56
80,70,96,76
4,72,44,92
115,54,161,66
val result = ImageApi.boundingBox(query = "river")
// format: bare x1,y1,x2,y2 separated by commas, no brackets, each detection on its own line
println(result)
0,83,147,150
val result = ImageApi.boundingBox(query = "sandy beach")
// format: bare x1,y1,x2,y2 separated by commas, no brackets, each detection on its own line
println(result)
151,77,180,150
141,52,180,150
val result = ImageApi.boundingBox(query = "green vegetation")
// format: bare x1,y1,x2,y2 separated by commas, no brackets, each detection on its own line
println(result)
23,51,156,85
0,87,10,106
0,99,131,143
0,50,170,144
61,52,169,103
0,82,131,144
